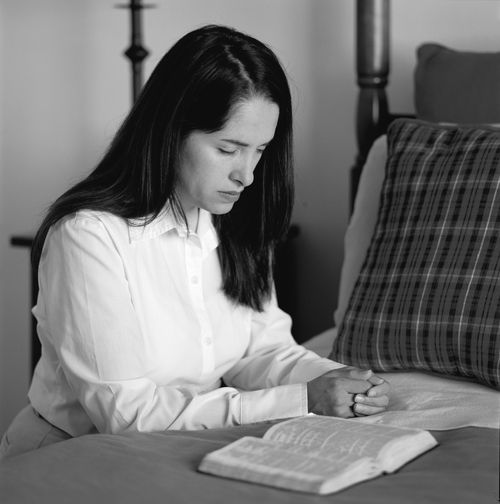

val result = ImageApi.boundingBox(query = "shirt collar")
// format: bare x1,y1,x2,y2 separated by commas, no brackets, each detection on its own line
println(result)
128,206,219,251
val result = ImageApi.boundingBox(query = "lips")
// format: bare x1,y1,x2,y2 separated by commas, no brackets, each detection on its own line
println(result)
219,191,241,203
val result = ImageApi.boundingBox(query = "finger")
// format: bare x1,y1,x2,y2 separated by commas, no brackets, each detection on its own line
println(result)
355,394,389,408
367,381,390,397
353,403,387,416
337,405,356,419
368,374,385,386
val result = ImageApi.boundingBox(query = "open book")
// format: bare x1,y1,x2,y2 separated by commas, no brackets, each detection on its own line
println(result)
198,415,438,495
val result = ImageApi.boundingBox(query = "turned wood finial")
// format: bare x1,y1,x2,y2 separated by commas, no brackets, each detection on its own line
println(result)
351,0,390,210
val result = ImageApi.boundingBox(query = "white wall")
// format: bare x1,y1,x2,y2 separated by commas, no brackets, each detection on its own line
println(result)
1,0,499,434
0,3,6,434
390,0,500,114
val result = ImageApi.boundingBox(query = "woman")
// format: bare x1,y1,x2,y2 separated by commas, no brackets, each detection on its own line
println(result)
0,25,389,460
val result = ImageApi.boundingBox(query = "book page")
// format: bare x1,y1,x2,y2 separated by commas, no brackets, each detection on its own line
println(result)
204,437,373,478
378,430,438,472
264,416,424,463
199,436,380,494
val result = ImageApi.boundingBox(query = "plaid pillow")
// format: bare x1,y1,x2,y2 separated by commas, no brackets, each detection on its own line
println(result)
330,119,500,389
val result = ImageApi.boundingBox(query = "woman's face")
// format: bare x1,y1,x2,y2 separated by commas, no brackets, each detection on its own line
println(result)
176,96,279,226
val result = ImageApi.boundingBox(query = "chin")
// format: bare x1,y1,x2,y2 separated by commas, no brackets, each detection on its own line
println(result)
209,203,235,215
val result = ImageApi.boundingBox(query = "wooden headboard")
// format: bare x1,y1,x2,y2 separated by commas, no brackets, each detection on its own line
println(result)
352,0,412,208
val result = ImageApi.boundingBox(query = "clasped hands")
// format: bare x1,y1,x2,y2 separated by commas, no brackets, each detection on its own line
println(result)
307,367,390,418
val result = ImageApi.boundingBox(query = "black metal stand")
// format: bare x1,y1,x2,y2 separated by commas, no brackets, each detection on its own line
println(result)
116,0,154,103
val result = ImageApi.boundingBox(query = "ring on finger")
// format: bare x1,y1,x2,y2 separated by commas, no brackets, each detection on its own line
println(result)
350,395,358,416
352,395,366,416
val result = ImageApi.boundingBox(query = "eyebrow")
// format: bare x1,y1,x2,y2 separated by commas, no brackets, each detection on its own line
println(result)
220,139,271,148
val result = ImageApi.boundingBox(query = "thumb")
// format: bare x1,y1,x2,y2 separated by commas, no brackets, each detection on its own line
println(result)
346,378,372,394
347,368,373,380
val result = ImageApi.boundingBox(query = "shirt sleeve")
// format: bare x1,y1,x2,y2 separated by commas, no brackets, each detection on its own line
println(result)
39,214,336,434
222,290,345,424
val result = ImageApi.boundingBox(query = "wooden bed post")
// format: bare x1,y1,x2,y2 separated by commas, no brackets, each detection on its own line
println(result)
351,0,390,210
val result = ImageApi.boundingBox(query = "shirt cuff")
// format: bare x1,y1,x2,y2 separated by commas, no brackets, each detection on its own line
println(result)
239,383,308,424
288,354,346,384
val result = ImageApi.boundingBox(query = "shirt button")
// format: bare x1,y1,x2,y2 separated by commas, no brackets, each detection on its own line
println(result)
204,337,212,346
191,276,199,284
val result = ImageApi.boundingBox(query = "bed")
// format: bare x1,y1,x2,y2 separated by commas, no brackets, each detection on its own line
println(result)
1,1,499,502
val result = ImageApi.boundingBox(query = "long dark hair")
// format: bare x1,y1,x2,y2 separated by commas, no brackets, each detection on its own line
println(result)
31,24,294,311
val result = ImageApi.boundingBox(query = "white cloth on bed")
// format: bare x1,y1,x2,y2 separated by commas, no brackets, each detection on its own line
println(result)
305,328,499,431
28,208,342,437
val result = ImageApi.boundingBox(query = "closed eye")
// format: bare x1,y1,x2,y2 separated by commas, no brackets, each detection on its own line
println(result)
218,148,237,155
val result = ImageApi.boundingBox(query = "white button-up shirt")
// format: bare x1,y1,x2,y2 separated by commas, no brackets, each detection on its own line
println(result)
28,208,342,436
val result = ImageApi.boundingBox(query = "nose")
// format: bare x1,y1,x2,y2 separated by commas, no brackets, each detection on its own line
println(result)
230,155,255,188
